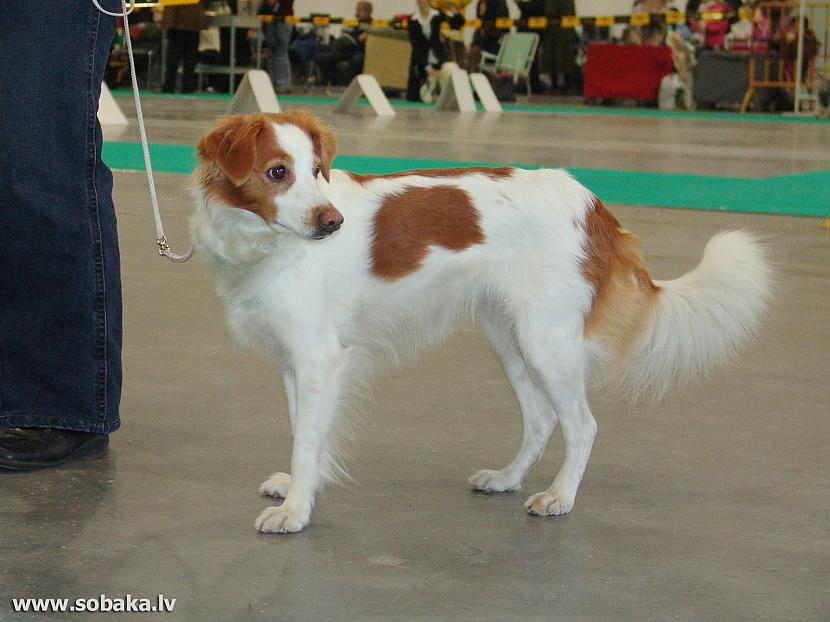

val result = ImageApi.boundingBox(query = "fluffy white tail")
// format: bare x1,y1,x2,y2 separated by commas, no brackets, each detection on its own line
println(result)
620,231,771,398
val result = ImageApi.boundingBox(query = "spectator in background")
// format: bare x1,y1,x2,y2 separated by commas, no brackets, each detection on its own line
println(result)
514,0,545,93
313,1,373,86
467,0,508,71
543,0,578,93
691,0,729,47
625,0,671,45
407,0,465,101
259,0,295,93
161,1,207,93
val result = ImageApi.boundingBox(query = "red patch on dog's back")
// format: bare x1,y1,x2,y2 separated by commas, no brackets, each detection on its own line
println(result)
371,185,485,280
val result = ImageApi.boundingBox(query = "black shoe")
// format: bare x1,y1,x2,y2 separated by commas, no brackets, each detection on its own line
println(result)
0,428,108,471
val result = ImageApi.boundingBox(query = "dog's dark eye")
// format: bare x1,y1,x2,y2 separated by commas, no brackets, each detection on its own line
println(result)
313,164,321,178
267,166,287,181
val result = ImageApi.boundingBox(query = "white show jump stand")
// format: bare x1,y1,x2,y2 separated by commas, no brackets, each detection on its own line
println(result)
334,74,395,116
434,68,477,112
469,73,502,112
226,70,281,114
97,83,129,126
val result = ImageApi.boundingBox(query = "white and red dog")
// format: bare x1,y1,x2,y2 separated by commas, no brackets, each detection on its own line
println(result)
190,111,770,533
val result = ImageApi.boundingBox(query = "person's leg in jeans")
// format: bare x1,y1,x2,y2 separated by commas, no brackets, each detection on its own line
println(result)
0,0,122,468
266,21,293,91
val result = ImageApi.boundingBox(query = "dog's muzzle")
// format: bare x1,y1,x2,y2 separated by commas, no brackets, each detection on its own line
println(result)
312,205,344,236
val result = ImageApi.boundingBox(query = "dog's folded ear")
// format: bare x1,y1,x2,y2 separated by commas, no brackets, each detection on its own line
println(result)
197,115,265,187
277,109,337,182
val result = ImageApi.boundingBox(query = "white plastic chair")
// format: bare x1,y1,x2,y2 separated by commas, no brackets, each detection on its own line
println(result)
479,31,540,95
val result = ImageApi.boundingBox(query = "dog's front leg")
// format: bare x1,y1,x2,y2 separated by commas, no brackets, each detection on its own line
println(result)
255,342,346,534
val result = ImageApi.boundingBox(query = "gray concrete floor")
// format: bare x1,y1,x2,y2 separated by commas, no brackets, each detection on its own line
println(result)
2,99,829,621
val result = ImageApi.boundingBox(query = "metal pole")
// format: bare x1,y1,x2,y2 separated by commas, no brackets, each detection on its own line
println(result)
229,14,236,94
794,0,808,112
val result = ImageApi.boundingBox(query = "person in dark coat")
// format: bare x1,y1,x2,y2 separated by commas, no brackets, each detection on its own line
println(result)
161,1,206,93
514,0,545,92
313,1,373,86
472,0,509,56
407,0,465,101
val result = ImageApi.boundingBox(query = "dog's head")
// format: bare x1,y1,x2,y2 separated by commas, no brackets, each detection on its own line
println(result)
196,110,342,240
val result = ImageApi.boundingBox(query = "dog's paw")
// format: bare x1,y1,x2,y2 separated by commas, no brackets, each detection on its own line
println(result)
259,472,292,498
254,504,308,534
468,469,521,493
524,489,575,516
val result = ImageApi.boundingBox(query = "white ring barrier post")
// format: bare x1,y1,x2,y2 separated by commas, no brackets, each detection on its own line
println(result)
227,69,281,114
334,74,396,116
98,83,129,126
434,68,476,112
469,73,502,112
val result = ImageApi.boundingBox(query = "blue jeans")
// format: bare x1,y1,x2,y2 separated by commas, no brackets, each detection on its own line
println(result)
266,22,293,90
0,0,122,434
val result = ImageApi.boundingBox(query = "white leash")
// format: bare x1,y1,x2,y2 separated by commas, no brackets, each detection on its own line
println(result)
93,0,194,262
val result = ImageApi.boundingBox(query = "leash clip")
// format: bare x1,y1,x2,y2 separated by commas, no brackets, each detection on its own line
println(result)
156,235,170,256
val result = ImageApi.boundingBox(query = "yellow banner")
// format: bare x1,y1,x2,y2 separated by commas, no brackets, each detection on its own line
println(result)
738,6,752,19
527,16,547,28
466,18,482,28
284,15,301,24
312,15,331,25
629,12,650,25
665,10,686,24
701,10,725,20
495,17,514,28
158,0,199,4
560,15,580,28
371,18,390,26
594,15,615,26
341,18,359,26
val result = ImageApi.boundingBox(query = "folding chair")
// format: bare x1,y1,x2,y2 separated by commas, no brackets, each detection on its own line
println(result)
479,31,540,96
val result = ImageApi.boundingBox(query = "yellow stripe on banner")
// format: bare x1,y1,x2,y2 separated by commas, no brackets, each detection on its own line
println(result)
342,18,359,26
594,15,615,26
466,18,482,28
527,16,547,28
738,6,752,19
665,10,686,24
629,12,650,25
560,15,580,28
312,15,331,25
371,18,390,26
702,10,725,20
158,0,199,5
495,17,514,28
285,16,301,24
440,20,451,29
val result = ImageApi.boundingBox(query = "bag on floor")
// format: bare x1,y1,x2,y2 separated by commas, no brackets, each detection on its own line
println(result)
483,70,516,102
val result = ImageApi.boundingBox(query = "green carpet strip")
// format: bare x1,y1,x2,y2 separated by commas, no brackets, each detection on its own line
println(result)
102,141,829,218
112,88,830,125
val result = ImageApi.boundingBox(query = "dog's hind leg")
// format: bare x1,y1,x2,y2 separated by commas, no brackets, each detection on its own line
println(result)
516,317,597,516
469,311,558,493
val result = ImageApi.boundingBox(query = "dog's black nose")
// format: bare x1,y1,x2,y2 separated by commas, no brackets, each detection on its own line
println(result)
317,207,343,234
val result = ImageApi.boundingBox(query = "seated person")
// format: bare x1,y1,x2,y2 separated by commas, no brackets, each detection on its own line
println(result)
313,1,373,85
407,0,465,101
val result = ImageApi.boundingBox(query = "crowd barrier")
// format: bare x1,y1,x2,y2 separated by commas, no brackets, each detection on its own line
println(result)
740,0,829,113
132,2,751,31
